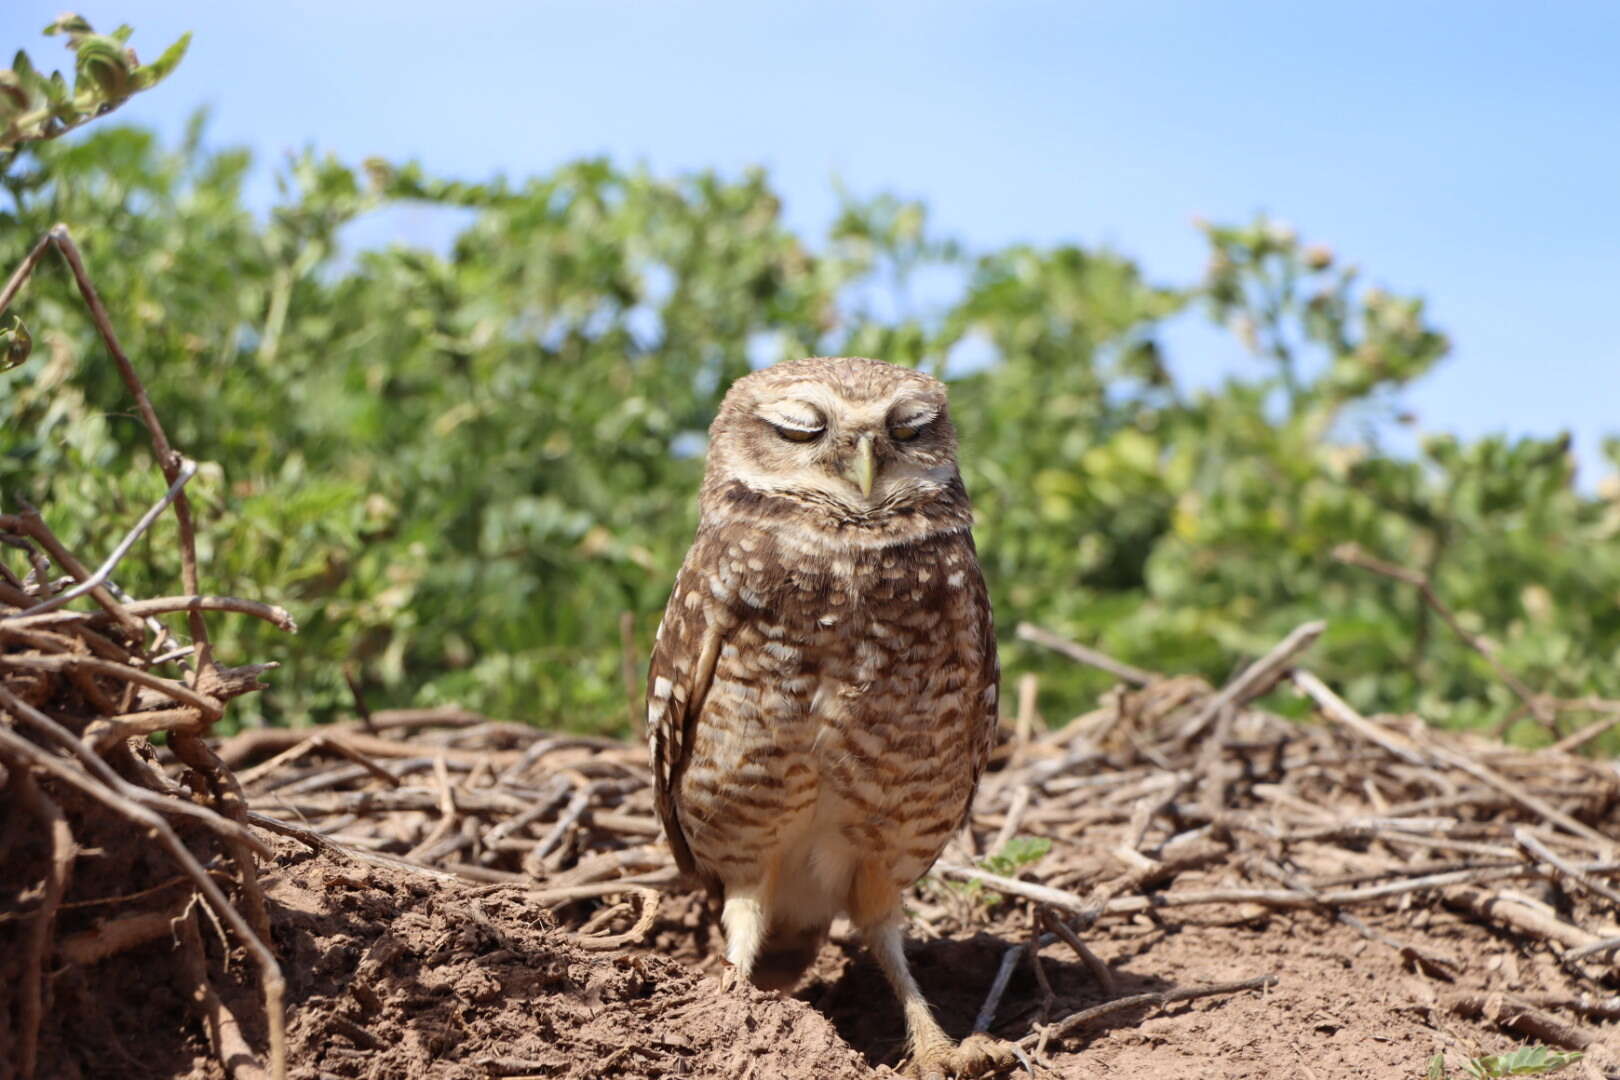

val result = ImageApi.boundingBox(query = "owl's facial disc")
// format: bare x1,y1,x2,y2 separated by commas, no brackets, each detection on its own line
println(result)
729,379,957,516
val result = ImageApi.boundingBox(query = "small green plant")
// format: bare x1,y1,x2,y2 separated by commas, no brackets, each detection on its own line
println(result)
1427,1046,1584,1078
1,13,189,380
1,14,189,153
982,834,1053,877
934,835,1054,909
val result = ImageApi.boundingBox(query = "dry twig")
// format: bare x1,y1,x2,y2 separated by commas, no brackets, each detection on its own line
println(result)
1,226,293,1080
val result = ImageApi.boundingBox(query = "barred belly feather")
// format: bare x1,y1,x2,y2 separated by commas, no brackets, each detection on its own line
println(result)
673,525,993,927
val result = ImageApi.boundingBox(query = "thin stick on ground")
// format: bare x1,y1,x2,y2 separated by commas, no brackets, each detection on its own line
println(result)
1020,974,1279,1049
177,903,271,1080
975,938,1034,1034
564,886,661,950
1291,669,1428,767
1549,705,1620,754
1440,992,1595,1051
1040,907,1116,994
1565,935,1620,962
1515,828,1620,909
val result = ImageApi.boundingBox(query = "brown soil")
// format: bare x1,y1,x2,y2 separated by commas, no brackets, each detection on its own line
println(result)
27,831,1612,1080
13,702,1620,1080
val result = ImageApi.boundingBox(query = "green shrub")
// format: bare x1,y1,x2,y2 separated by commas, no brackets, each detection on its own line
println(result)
4,118,1616,735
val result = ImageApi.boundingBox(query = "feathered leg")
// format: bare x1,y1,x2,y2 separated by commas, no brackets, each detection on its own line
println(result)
851,860,1016,1079
720,888,769,991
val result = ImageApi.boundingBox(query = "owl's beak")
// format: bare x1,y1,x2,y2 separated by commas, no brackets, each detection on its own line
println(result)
848,433,877,498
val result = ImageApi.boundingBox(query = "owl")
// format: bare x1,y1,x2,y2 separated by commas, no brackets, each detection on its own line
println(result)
647,356,1011,1078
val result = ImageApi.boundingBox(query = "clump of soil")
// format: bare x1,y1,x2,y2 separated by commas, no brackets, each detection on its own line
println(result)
16,831,1544,1080
13,787,1620,1080
96,835,1597,1080
190,838,874,1080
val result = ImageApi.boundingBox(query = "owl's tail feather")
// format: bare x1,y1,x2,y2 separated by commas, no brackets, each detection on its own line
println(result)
750,921,829,991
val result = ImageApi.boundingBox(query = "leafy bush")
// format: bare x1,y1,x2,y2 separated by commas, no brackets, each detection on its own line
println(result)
4,81,1616,736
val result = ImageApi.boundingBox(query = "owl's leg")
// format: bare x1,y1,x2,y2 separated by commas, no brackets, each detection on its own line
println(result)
852,862,1016,1079
864,915,953,1062
864,917,1014,1079
719,888,769,991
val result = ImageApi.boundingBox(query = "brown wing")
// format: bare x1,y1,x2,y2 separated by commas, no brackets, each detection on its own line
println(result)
646,532,727,882
959,530,1001,825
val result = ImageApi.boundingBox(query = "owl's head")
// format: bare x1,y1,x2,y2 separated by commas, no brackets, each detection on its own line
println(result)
700,357,968,532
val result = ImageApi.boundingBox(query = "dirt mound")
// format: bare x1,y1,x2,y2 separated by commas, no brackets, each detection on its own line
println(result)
11,650,1620,1080
248,840,871,1080
13,664,1620,1080
39,829,1614,1080
183,837,1620,1079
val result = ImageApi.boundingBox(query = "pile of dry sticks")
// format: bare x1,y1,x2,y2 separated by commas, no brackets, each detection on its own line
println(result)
225,617,1620,1062
1,227,299,1080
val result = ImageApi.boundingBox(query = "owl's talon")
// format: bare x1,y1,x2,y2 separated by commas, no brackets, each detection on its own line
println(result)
906,1034,1019,1079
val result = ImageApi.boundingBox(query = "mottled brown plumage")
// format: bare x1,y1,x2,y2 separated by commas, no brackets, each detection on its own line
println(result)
647,357,1011,1077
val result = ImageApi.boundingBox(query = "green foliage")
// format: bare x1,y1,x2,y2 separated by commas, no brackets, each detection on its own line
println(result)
932,834,1052,909
3,115,1618,736
1427,1046,1583,1078
1,15,188,154
982,835,1053,878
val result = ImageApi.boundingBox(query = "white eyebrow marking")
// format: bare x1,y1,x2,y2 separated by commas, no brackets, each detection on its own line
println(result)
888,400,940,427
757,398,826,431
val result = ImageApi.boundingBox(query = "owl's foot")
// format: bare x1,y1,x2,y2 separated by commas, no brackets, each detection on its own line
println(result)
906,1033,1019,1080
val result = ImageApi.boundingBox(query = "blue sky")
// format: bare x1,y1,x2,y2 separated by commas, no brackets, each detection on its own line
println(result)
5,2,1617,482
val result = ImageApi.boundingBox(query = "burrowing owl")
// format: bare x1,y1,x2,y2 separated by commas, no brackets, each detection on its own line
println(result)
648,356,1010,1078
